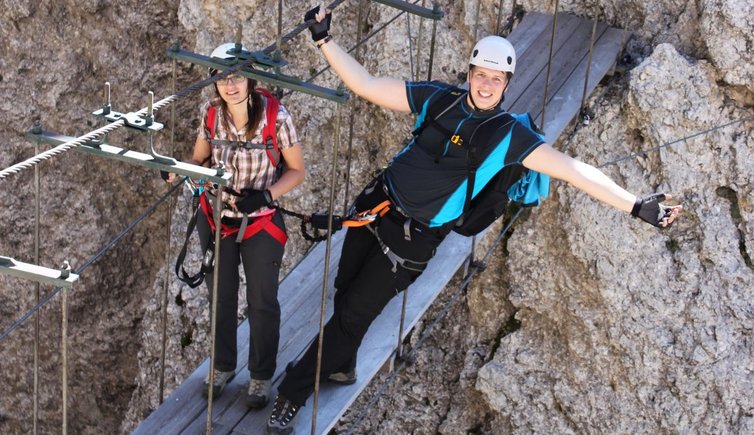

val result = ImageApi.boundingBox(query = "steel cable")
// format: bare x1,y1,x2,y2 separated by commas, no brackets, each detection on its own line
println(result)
345,208,525,434
0,181,183,343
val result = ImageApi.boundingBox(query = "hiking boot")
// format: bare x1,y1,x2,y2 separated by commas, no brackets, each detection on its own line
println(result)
246,378,271,409
267,394,301,434
327,368,357,385
202,369,235,398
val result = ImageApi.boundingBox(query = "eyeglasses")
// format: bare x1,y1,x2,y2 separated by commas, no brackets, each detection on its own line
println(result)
216,75,247,86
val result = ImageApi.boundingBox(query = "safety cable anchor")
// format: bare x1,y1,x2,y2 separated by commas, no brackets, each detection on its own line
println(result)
30,120,43,135
395,351,416,366
470,259,487,272
59,260,71,279
92,108,165,132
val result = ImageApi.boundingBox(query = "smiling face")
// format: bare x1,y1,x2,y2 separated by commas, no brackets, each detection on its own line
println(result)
215,75,250,106
467,65,509,110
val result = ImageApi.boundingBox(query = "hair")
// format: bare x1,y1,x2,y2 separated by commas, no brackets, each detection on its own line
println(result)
212,78,264,142
468,64,513,82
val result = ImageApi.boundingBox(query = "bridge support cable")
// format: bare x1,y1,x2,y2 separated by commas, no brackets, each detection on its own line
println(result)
345,208,525,435
3,66,235,182
61,282,69,435
579,9,599,116
413,0,427,81
205,186,225,434
0,258,77,434
158,57,179,405
372,0,444,19
311,101,345,435
340,0,368,215
426,4,440,80
33,141,41,435
540,0,560,129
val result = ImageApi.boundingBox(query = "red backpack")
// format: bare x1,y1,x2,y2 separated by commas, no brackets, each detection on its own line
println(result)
206,87,283,172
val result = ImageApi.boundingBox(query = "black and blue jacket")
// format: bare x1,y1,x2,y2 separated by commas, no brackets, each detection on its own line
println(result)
384,81,549,227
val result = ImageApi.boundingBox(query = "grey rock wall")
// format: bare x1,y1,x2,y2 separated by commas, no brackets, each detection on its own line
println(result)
0,0,751,434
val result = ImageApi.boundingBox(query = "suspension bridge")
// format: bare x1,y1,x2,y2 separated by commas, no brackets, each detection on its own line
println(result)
2,0,752,434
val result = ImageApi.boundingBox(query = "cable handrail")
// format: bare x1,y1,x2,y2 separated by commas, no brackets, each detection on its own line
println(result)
0,61,251,181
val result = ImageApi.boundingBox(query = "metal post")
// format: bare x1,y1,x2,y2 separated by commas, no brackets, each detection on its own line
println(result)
473,0,482,41
405,9,415,88
61,284,69,435
580,11,599,113
414,0,426,81
205,185,224,434
494,0,505,34
395,287,409,364
426,3,440,81
342,0,368,215
540,0,560,130
158,58,178,404
312,97,344,435
33,137,41,435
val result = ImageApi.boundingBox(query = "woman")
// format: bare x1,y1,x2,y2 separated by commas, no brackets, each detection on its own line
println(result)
174,42,305,408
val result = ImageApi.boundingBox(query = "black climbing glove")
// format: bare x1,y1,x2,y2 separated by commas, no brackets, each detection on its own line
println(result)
631,193,673,228
236,189,272,214
309,212,343,231
304,5,331,42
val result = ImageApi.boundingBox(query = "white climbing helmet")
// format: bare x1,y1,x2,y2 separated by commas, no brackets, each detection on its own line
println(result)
208,42,248,76
469,36,516,74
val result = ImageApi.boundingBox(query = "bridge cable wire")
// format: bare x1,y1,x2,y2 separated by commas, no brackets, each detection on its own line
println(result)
0,181,183,344
345,208,525,434
0,62,251,181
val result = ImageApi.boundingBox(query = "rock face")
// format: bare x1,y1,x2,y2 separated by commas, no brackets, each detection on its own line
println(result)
0,0,752,434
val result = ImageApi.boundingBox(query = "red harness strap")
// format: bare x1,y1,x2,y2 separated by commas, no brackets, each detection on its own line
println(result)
199,192,287,245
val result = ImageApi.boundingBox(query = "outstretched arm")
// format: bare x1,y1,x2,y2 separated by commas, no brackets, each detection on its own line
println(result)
308,5,411,113
522,144,682,227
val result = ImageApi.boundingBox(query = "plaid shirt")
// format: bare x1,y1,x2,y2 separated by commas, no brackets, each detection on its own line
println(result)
197,96,300,218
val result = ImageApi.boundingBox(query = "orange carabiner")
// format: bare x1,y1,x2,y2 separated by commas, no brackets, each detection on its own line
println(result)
342,200,392,227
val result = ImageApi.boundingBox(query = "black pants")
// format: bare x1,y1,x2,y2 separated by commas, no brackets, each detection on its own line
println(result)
278,178,449,406
197,211,285,380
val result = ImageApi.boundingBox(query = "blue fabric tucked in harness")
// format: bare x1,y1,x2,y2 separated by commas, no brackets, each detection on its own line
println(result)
506,113,550,206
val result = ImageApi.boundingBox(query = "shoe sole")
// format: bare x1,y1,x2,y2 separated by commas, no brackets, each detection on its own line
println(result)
327,376,357,385
246,396,269,409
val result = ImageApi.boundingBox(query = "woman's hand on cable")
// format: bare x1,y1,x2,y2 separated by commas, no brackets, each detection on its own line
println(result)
631,193,683,228
304,4,331,42
236,188,273,214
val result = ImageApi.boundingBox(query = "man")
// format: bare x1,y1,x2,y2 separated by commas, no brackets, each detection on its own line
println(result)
267,6,681,434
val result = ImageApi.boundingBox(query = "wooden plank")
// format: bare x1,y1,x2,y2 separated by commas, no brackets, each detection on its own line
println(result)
505,12,554,59
174,231,344,432
227,233,472,433
538,27,627,143
505,13,583,112
133,232,344,434
290,233,472,434
513,21,609,129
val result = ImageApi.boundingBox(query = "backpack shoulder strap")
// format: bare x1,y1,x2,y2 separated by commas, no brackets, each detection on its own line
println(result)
254,88,282,170
206,105,218,140
412,88,466,139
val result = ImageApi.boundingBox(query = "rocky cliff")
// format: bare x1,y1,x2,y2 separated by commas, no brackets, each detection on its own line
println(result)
0,0,751,434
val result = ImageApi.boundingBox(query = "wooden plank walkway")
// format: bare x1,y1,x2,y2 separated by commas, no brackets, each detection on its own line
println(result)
133,11,626,435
